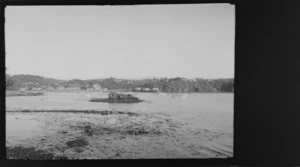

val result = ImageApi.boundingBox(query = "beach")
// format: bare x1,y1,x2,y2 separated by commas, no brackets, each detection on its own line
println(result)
6,91,233,159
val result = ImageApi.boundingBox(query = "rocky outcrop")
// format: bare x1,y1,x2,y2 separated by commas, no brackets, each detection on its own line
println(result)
89,92,143,103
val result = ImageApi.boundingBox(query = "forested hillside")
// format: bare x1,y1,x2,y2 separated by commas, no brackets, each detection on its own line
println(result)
6,74,234,92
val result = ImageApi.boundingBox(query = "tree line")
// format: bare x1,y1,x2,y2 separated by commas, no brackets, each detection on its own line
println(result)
6,74,234,93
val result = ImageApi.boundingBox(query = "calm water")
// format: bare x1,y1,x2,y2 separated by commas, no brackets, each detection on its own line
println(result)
6,92,233,133
6,91,233,156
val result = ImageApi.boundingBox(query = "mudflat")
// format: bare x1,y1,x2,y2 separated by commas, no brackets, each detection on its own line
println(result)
6,109,232,159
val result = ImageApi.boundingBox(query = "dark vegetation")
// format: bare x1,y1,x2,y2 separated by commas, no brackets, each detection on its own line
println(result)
6,109,140,116
6,146,68,160
6,91,44,97
66,138,89,148
6,74,233,93
90,92,143,103
5,74,65,91
72,123,163,137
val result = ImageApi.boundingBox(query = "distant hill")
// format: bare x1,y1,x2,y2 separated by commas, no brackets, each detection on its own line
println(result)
10,74,67,87
6,74,234,93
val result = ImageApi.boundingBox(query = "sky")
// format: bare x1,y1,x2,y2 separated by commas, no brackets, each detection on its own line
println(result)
5,4,235,80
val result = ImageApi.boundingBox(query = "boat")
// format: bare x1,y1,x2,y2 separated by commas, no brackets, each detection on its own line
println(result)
171,93,188,99
180,93,188,99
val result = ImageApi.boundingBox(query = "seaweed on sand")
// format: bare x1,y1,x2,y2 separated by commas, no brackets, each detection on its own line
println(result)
6,146,68,160
6,109,139,116
127,129,149,135
66,138,89,148
89,124,163,137
69,121,163,138
6,91,44,97
83,125,93,136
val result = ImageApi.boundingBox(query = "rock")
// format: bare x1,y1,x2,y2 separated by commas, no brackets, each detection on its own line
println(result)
90,92,143,103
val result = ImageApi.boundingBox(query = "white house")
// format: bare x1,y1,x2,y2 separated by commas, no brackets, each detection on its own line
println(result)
152,87,159,92
144,88,151,91
93,84,102,90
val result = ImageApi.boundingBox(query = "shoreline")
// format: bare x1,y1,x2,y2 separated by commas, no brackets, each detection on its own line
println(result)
6,91,44,97
6,90,234,94
6,109,233,159
6,109,140,116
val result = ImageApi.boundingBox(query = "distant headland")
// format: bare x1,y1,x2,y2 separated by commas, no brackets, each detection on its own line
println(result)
5,74,234,93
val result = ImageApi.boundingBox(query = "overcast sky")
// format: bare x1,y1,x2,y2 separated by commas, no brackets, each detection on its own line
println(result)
5,4,235,80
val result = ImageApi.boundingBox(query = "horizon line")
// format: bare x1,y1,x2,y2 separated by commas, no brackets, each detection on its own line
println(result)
7,73,234,80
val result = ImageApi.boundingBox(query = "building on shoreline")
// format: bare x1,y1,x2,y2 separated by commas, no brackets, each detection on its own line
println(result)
93,84,101,90
152,87,159,92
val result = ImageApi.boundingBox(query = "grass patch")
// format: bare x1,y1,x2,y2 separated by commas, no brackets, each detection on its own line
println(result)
6,146,68,160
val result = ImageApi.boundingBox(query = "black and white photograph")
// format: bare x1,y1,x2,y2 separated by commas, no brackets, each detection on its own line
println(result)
5,4,234,159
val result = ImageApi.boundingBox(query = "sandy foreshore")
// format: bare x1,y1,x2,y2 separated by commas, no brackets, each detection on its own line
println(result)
6,110,233,159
